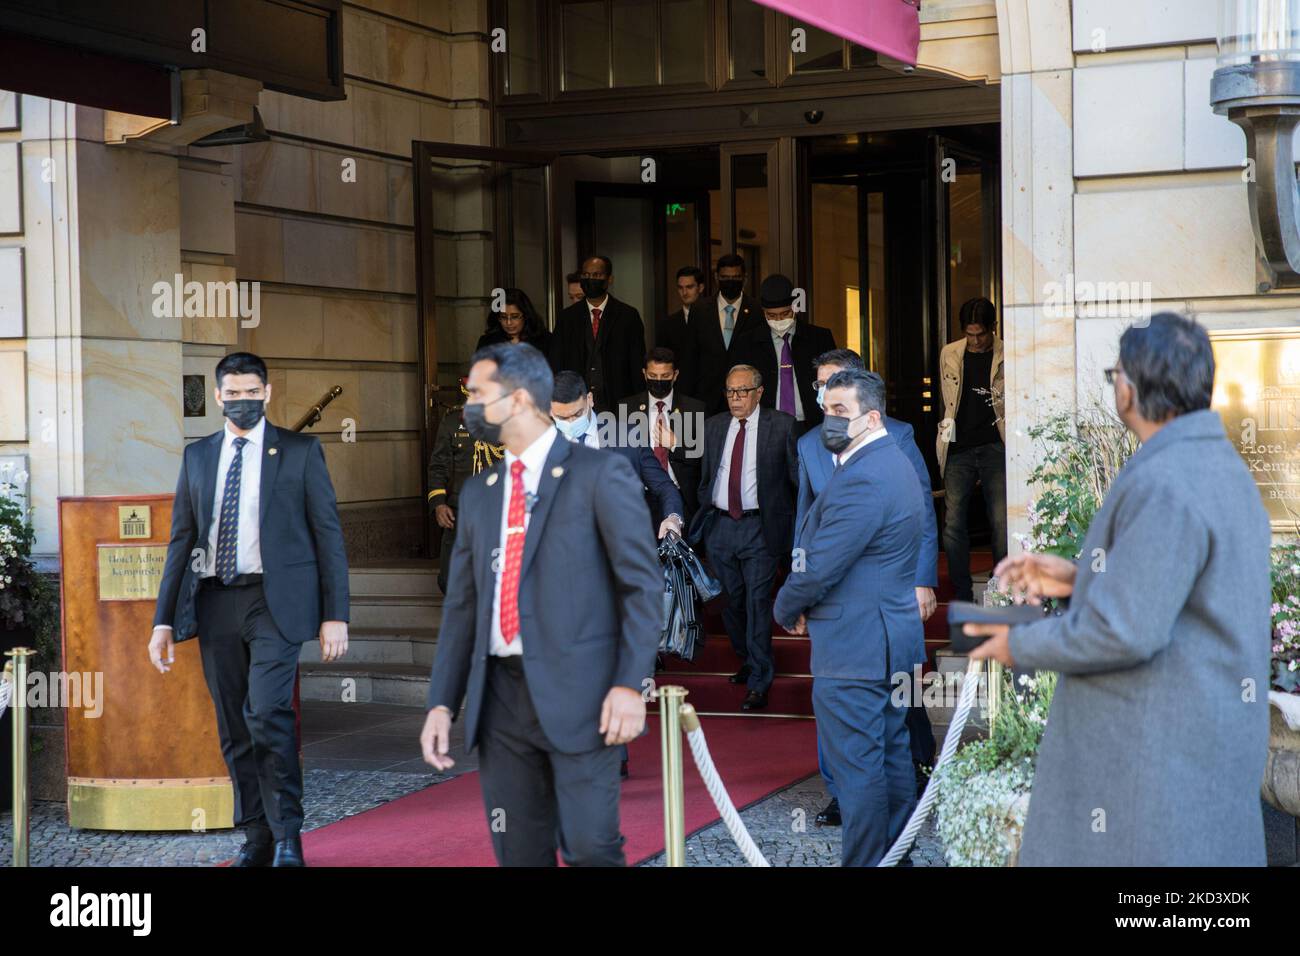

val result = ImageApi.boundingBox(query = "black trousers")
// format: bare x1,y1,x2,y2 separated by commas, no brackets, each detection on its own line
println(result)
707,512,777,694
477,656,625,866
195,580,303,843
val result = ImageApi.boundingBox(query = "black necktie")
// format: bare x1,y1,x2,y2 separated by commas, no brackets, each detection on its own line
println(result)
215,437,248,584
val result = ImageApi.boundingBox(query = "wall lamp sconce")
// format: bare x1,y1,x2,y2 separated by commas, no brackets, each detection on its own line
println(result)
1212,0,1300,291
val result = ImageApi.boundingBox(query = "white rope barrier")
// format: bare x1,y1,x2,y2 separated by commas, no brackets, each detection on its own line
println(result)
682,722,771,867
671,657,984,867
877,657,984,867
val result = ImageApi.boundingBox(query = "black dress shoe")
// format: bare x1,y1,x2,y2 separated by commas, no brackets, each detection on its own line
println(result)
815,798,841,827
728,665,752,684
741,690,768,711
231,841,273,867
272,836,306,867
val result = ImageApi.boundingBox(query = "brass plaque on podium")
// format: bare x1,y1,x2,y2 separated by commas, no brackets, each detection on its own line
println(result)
97,544,167,601
118,505,151,538
1211,328,1300,529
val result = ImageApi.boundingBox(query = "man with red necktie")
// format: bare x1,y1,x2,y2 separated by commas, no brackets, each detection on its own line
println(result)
420,342,662,866
687,364,798,711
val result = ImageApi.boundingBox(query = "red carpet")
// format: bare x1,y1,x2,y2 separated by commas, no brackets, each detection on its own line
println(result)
297,714,818,866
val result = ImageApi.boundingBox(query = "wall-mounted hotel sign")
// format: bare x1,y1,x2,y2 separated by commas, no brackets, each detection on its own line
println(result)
97,545,167,602
1210,328,1300,529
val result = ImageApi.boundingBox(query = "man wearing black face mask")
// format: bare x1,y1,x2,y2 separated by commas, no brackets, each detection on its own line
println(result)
149,351,350,868
616,347,706,525
690,253,764,415
549,254,647,413
775,368,927,867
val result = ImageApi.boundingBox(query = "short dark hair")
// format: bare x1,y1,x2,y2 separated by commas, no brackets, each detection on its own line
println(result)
470,342,554,412
645,346,676,368
825,369,886,417
813,348,864,376
565,271,581,285
551,370,589,404
959,297,997,333
1118,312,1215,422
215,351,268,386
716,253,746,273
676,265,706,285
581,254,613,276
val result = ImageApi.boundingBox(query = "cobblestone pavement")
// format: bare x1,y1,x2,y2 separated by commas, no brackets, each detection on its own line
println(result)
0,768,446,867
638,774,947,867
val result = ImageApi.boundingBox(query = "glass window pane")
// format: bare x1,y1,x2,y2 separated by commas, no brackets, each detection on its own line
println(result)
947,162,987,341
663,0,709,85
664,200,700,307
729,0,766,80
564,1,609,91
613,0,657,87
809,183,861,358
849,43,876,69
505,0,540,95
792,21,844,73
732,152,768,280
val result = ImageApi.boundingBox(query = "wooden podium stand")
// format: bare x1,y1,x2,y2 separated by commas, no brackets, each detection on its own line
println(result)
58,495,233,831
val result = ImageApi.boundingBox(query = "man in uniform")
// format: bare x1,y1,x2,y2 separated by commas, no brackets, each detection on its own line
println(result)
428,377,502,594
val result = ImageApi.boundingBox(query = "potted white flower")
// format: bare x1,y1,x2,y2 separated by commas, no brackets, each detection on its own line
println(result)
1264,543,1300,818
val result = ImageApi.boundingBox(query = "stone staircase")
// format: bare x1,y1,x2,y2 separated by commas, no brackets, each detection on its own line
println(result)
298,562,441,707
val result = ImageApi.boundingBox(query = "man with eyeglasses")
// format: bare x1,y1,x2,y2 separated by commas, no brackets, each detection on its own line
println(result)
963,313,1271,866
549,254,647,413
688,364,798,710
735,273,836,437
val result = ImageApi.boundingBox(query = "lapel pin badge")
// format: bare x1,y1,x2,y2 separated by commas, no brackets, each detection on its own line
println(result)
486,473,499,486
551,466,564,478
268,448,277,456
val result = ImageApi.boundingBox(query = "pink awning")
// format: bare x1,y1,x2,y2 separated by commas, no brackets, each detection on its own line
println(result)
753,0,921,65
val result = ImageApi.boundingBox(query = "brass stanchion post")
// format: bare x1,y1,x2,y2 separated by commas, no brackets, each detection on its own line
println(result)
658,684,688,867
6,647,34,868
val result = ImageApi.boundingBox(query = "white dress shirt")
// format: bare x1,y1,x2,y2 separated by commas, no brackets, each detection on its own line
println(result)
490,425,559,656
203,418,265,578
770,325,805,421
712,406,760,511
836,423,889,468
586,295,609,332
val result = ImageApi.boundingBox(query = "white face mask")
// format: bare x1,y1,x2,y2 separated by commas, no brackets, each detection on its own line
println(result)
768,317,795,335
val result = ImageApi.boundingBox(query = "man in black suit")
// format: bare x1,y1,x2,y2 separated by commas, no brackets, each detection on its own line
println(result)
655,265,707,396
738,273,836,437
690,253,763,415
420,343,662,866
689,364,798,710
616,346,707,526
148,351,350,868
549,254,647,412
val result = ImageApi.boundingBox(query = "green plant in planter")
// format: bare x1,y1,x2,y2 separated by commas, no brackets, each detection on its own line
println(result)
0,470,59,668
1017,409,1137,560
934,668,1057,866
1269,541,1300,695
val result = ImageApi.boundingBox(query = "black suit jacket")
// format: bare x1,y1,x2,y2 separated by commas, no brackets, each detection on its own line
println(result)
737,319,836,436
549,295,646,411
426,435,663,754
615,389,707,522
689,294,764,414
689,407,799,565
153,422,350,644
654,303,706,396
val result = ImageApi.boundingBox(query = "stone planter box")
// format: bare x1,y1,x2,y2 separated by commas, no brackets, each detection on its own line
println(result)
1263,693,1300,818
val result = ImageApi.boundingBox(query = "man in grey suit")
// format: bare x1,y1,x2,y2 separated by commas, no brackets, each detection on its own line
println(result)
967,312,1272,866
419,342,663,866
774,368,926,866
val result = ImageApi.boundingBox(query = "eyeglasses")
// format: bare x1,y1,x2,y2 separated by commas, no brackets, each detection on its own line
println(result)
724,386,759,398
1104,367,1123,385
